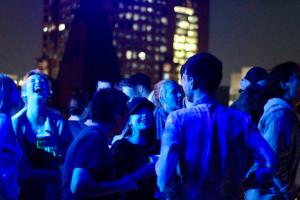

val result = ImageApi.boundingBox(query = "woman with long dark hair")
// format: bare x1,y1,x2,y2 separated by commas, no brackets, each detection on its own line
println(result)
0,74,22,200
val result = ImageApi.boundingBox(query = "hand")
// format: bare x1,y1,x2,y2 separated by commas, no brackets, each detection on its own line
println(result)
117,175,138,193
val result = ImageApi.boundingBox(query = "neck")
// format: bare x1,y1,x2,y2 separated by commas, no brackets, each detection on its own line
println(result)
191,89,209,103
26,104,46,124
128,130,147,145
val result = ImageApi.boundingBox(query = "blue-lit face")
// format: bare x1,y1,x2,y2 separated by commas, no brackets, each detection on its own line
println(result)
286,68,300,101
25,74,49,104
129,107,153,132
181,73,192,102
122,86,137,98
162,83,183,113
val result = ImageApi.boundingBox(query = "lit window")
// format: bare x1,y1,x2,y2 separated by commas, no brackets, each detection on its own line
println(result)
163,63,171,72
117,52,122,58
125,13,132,19
186,37,197,44
43,27,48,32
147,35,152,42
161,17,168,24
138,52,146,60
189,24,198,30
148,0,153,3
113,40,117,46
173,57,179,63
58,24,65,31
147,7,153,13
141,15,146,20
174,51,185,58
155,54,160,61
133,14,139,21
119,3,124,8
132,52,137,59
49,24,56,31
141,7,146,12
119,13,124,18
134,5,139,10
188,16,198,23
174,6,194,15
146,25,152,31
160,46,167,53
132,62,138,68
126,50,132,59
173,43,185,50
179,59,185,64
133,24,139,31
178,21,189,29
176,28,187,35
184,43,197,51
187,30,197,37
186,52,194,58
163,73,170,79
161,37,167,43
174,35,186,43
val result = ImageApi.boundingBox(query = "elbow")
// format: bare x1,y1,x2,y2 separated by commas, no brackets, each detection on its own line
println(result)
70,169,90,196
71,178,85,196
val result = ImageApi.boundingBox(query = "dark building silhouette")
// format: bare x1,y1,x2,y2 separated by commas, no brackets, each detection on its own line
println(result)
56,0,120,108
37,0,208,108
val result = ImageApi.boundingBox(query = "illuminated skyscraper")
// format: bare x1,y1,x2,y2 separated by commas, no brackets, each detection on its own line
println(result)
38,0,208,83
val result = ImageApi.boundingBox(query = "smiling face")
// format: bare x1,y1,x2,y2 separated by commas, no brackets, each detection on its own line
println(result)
129,107,153,133
25,74,49,104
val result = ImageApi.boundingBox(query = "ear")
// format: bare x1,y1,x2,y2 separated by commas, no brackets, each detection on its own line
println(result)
189,76,195,89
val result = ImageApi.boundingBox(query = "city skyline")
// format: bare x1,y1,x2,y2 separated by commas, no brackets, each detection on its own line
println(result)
1,0,300,86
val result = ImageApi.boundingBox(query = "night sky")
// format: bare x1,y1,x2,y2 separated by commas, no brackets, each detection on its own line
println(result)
0,0,43,79
1,0,300,85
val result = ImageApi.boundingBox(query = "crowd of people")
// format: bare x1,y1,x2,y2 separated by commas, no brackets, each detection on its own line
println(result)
0,52,300,200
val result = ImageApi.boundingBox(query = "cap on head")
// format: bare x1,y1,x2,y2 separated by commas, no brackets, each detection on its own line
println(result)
127,97,154,115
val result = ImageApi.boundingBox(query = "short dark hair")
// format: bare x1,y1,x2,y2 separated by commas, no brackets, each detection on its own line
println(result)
68,94,87,116
91,88,128,123
0,74,18,114
128,73,152,91
181,53,222,93
266,62,300,97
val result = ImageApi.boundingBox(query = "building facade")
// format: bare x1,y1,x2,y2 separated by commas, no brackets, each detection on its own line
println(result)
38,0,207,84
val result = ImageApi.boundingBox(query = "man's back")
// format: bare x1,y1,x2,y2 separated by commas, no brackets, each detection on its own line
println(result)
157,101,275,200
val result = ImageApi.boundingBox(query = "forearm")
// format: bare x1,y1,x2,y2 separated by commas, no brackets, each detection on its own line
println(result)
73,178,125,197
71,168,136,197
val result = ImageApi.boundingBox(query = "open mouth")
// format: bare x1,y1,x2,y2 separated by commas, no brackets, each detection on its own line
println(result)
34,87,43,94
